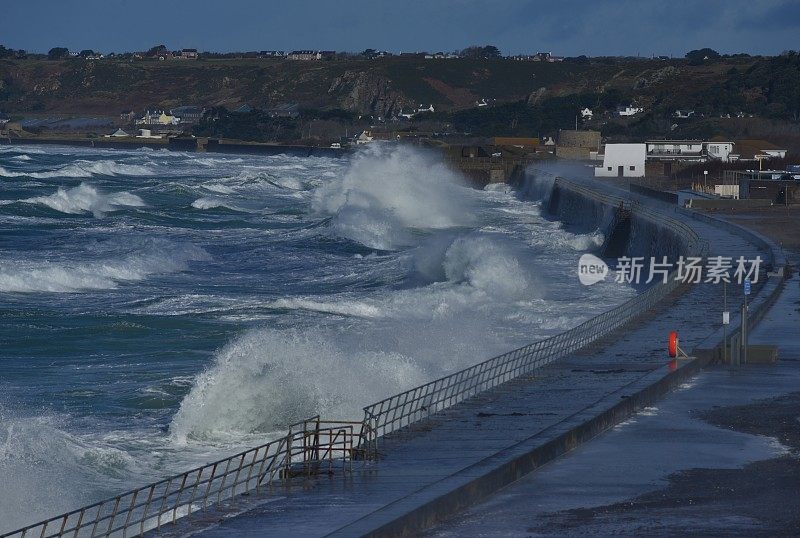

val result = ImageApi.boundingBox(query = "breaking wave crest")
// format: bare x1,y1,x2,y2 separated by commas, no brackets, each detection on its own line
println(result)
170,328,427,442
0,240,211,293
190,196,263,213
0,160,153,179
23,183,145,217
312,145,476,249
441,235,531,298
169,232,543,441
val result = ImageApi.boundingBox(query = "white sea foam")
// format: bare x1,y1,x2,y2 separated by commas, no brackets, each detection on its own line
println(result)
0,160,153,179
0,411,139,532
0,165,26,178
23,183,145,217
268,298,384,318
312,145,476,249
191,197,237,211
201,183,236,194
568,231,605,250
0,240,210,293
170,328,427,442
441,234,531,299
194,157,244,166
0,146,46,154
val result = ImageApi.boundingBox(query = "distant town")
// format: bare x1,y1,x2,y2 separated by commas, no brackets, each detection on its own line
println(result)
1,43,798,196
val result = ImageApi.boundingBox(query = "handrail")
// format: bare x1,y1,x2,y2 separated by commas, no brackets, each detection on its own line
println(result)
1,418,375,538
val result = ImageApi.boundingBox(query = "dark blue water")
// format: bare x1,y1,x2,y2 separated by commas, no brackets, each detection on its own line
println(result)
0,143,634,530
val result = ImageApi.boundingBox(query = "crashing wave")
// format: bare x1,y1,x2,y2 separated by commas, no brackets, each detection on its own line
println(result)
312,145,476,249
0,240,210,293
23,183,145,217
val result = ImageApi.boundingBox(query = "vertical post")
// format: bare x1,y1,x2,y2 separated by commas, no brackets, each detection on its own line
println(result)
742,292,748,364
723,281,727,364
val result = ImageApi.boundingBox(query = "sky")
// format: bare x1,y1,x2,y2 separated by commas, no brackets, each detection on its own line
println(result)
3,0,799,57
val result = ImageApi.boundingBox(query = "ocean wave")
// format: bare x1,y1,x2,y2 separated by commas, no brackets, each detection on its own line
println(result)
191,196,249,212
0,165,27,178
0,412,139,532
194,157,244,166
0,146,46,154
440,234,532,299
0,240,211,293
0,160,153,179
267,297,383,318
200,183,236,194
169,328,427,442
23,183,145,217
312,145,476,249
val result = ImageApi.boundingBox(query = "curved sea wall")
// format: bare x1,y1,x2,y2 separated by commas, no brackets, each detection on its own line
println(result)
520,169,701,262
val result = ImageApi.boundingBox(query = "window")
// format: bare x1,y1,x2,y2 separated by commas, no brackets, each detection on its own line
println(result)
608,167,612,171
630,166,636,171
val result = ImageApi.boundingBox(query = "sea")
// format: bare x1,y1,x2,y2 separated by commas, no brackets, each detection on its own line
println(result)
0,143,635,531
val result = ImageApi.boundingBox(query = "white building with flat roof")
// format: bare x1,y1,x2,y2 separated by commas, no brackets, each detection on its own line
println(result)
595,144,646,177
617,105,643,117
646,140,735,162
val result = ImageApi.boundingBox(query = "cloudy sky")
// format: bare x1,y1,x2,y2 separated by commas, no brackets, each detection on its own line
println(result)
4,0,799,57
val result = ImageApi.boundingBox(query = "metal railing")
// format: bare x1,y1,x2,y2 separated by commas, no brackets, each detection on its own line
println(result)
1,418,374,538
362,176,705,438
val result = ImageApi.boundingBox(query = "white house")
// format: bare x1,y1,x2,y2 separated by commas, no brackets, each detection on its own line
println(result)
617,105,643,117
580,108,593,120
646,140,734,162
595,144,646,177
705,140,735,162
417,104,435,114
355,130,374,144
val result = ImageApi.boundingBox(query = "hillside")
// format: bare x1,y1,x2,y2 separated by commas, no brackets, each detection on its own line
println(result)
2,54,799,148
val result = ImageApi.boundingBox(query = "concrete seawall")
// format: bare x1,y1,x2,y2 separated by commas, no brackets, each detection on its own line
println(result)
529,171,697,262
0,136,350,158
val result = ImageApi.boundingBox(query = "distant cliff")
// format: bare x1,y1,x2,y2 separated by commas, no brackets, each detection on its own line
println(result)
2,54,799,148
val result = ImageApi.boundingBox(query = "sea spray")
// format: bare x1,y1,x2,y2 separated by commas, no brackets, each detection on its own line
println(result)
312,144,477,249
169,328,427,442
